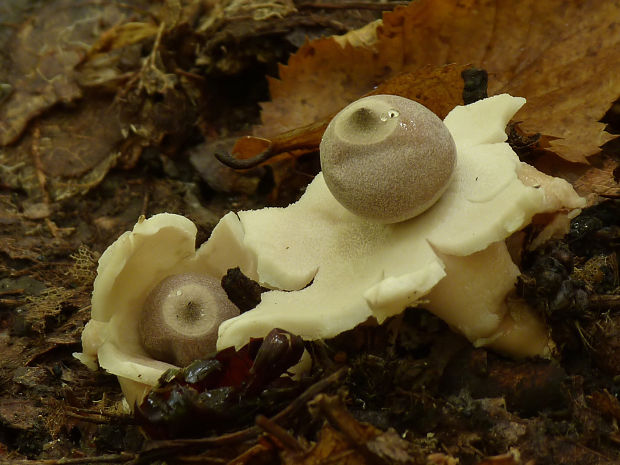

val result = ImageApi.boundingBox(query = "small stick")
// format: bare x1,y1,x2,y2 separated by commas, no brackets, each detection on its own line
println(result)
0,288,24,296
6,453,135,465
215,147,277,169
315,394,385,465
31,126,50,205
298,2,410,10
590,294,620,310
256,415,305,452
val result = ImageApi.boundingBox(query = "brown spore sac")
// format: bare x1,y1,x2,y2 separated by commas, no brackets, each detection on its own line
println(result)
320,94,456,224
139,273,240,367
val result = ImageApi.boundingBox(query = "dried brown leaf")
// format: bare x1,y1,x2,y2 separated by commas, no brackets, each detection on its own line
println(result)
0,0,134,145
524,152,619,200
82,21,160,61
0,398,45,431
588,390,620,422
257,35,467,138
281,394,420,465
0,97,123,201
258,0,620,163
369,66,466,120
282,424,372,465
572,157,620,198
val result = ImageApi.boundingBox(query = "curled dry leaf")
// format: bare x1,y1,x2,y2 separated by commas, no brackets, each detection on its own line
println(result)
0,0,133,145
1,98,123,200
0,1,205,201
135,328,304,438
250,0,619,164
523,153,620,202
0,0,149,201
572,157,620,199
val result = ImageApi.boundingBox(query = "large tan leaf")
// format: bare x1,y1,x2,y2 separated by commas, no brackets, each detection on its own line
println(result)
0,97,122,201
258,0,620,163
0,1,198,201
0,0,134,146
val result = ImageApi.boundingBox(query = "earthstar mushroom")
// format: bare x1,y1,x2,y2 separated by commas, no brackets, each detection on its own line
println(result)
210,94,585,354
73,213,249,407
320,94,457,223
75,94,586,409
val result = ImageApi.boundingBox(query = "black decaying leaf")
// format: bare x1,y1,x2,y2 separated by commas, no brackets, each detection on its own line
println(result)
221,267,266,313
461,68,488,105
135,328,305,438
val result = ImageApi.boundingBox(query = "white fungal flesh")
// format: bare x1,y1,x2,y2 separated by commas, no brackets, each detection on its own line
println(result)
75,94,585,407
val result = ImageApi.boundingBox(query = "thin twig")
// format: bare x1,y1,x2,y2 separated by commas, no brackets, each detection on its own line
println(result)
271,368,347,424
215,147,277,169
315,393,384,465
116,21,165,100
575,320,596,352
174,68,207,81
0,288,24,296
590,294,620,310
31,125,50,205
298,1,410,10
68,406,128,419
256,415,306,452
66,411,133,425
4,453,135,465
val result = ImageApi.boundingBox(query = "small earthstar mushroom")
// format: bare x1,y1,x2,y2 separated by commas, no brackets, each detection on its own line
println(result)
139,273,240,367
320,94,457,223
